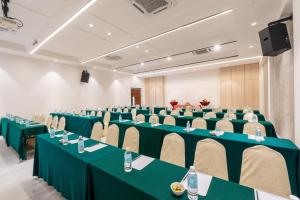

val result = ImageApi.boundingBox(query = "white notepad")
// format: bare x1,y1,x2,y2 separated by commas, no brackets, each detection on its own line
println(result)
183,128,196,132
68,137,89,144
120,119,130,122
151,123,161,127
182,172,212,196
132,155,155,170
255,190,289,200
55,132,74,138
84,143,107,152
248,135,265,141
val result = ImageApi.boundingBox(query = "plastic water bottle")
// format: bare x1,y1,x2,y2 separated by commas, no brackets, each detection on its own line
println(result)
186,121,191,132
119,114,123,122
252,114,257,122
216,124,221,136
63,131,68,145
187,166,198,200
50,128,55,138
124,147,132,172
78,136,85,153
255,127,262,142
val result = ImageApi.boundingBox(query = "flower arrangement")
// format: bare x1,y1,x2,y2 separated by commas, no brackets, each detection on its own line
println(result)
170,100,178,109
200,98,210,107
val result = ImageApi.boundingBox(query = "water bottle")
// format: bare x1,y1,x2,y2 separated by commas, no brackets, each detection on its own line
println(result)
186,121,191,132
50,128,55,138
216,124,221,136
119,114,123,122
78,136,85,153
252,114,257,122
124,147,132,172
255,127,262,142
187,166,198,200
63,131,68,145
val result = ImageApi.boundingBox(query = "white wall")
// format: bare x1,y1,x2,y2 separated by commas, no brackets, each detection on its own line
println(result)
164,69,220,107
0,53,144,119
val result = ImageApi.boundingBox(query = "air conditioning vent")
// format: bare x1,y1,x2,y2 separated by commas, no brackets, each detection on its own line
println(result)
129,0,177,15
192,48,212,55
105,55,122,61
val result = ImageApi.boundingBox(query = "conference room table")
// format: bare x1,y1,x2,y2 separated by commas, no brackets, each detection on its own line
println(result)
0,117,47,160
166,111,266,121
34,132,267,200
143,114,276,137
86,109,150,116
50,113,102,138
110,120,300,197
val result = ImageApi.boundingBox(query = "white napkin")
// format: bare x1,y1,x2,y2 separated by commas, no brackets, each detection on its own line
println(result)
120,119,130,122
84,143,107,152
151,123,161,127
182,172,212,196
132,155,155,170
255,190,289,200
68,137,89,144
248,135,265,141
55,132,74,138
183,128,196,132
133,121,143,124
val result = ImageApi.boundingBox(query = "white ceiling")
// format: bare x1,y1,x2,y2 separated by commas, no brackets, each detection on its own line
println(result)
0,0,287,76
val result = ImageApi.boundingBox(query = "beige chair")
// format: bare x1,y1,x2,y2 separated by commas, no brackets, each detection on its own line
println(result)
90,111,96,116
32,114,38,122
103,124,119,147
194,139,228,180
96,111,102,117
131,109,137,120
37,114,45,123
163,116,176,126
81,110,86,116
185,106,192,111
123,108,129,113
103,112,111,136
243,112,258,121
240,145,291,198
170,110,179,116
91,122,104,141
216,120,234,132
160,133,185,167
243,122,266,136
224,113,236,120
204,112,216,118
57,117,66,131
195,107,203,112
184,111,193,117
108,107,112,112
51,116,58,129
46,116,52,129
149,115,159,124
192,118,207,129
136,114,145,122
159,109,167,116
122,127,139,153
116,108,122,113
214,107,223,113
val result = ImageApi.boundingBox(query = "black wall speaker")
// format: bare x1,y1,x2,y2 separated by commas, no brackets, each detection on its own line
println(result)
80,70,90,83
259,22,291,57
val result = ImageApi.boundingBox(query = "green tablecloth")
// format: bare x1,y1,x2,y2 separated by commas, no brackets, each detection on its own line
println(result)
1,117,48,160
88,149,255,200
33,133,118,200
50,113,102,137
144,114,276,137
110,120,300,197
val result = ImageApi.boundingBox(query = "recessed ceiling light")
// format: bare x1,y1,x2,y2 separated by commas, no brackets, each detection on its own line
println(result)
107,32,112,36
249,45,254,49
54,59,58,62
140,62,145,66
89,23,94,28
113,69,116,72
145,49,149,53
213,45,221,51
167,57,172,61
251,22,257,26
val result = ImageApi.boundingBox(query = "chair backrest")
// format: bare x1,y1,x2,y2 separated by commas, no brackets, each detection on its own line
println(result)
159,109,167,116
225,113,236,120
184,111,193,117
163,116,175,126
170,110,179,116
136,114,145,122
108,107,112,112
149,115,159,124
195,107,203,112
160,133,185,167
51,116,58,129
104,112,111,125
123,108,129,113
116,108,122,112
216,120,234,132
240,145,291,198
81,110,86,116
122,127,139,153
106,124,119,147
91,122,104,141
185,105,192,111
192,118,207,129
57,117,66,131
204,112,216,118
243,112,257,121
90,111,96,116
96,111,102,117
194,139,228,180
214,107,223,113
46,116,52,129
243,122,266,136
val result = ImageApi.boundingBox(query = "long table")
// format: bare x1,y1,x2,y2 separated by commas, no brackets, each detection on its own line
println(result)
50,113,102,137
1,117,47,160
86,109,150,116
34,132,260,200
110,120,300,197
143,114,276,138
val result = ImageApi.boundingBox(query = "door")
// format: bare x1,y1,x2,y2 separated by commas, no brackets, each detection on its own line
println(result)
131,88,141,106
